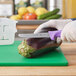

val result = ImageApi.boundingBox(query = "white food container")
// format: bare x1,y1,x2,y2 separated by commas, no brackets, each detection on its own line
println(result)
0,18,17,45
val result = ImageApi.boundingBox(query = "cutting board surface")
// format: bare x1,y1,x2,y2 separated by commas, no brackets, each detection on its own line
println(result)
0,41,68,66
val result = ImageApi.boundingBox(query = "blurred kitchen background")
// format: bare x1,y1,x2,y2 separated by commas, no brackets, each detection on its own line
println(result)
0,0,63,17
0,0,76,39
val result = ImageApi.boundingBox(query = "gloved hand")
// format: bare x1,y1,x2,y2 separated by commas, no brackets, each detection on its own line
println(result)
61,21,76,42
34,20,72,33
34,19,73,42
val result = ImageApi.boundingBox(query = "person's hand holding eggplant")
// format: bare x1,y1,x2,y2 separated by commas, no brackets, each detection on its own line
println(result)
61,21,76,42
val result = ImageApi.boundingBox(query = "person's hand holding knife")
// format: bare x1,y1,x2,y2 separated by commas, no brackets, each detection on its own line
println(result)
34,19,76,42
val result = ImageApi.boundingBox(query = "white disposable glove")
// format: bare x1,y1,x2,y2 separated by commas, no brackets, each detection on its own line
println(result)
34,19,73,42
61,21,76,42
34,20,72,34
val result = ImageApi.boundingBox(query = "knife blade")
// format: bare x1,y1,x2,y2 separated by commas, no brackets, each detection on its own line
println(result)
18,33,50,38
18,30,62,41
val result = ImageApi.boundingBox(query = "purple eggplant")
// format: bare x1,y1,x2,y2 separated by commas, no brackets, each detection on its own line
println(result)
18,37,62,58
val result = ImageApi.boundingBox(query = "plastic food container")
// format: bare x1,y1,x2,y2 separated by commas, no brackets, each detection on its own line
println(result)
0,18,17,45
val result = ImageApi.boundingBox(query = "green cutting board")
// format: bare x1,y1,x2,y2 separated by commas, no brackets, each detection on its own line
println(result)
0,41,68,66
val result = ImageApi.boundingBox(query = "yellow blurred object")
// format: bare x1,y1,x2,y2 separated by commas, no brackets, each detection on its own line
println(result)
62,0,66,19
10,15,22,20
27,6,35,13
16,15,22,20
10,15,19,20
63,0,76,19
18,7,28,16
35,7,48,16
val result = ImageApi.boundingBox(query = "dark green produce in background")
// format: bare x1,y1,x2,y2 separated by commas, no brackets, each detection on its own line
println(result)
37,8,60,20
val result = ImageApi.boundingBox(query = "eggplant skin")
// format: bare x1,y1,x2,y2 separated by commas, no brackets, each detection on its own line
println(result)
27,38,51,49
18,38,62,58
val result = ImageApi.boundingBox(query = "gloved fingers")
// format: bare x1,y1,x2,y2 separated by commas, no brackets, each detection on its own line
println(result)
65,26,72,42
66,31,72,42
34,20,57,34
61,32,67,42
61,21,76,42
73,28,76,41
68,21,76,42
61,26,75,42
70,30,76,42
61,28,70,42
61,31,73,42
66,24,76,42
61,24,72,42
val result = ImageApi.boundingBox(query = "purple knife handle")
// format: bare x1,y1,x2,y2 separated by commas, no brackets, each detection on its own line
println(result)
48,30,62,40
